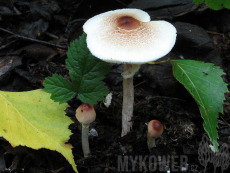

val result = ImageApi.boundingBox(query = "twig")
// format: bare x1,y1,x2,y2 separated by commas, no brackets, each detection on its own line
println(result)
0,40,18,51
0,27,68,49
151,95,185,102
0,53,21,57
219,115,230,127
206,30,223,35
114,0,128,7
45,31,59,39
43,149,54,170
8,155,21,171
134,80,146,88
148,59,170,65
52,166,66,173
13,6,22,15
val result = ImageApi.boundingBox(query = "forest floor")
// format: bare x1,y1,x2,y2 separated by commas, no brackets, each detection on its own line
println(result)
0,0,230,173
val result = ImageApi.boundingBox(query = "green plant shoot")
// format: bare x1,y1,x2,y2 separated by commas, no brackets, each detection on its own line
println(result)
43,33,111,105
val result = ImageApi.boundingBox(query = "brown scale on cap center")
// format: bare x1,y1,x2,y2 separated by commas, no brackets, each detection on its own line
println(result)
81,103,93,112
152,121,162,132
117,16,141,30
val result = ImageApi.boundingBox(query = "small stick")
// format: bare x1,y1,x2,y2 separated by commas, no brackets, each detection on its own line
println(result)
13,6,22,15
45,31,59,39
148,59,170,65
0,40,18,51
219,115,230,127
206,30,223,35
0,27,68,49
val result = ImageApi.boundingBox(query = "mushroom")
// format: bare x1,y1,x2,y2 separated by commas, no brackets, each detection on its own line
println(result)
75,103,96,157
147,120,164,150
83,9,176,137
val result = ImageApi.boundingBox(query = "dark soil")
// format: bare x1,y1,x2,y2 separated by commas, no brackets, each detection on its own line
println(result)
0,0,230,173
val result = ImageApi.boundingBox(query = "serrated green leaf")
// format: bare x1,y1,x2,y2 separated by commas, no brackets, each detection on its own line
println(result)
193,0,205,4
43,74,77,104
223,0,230,9
66,33,111,105
170,60,228,151
205,0,223,10
78,79,109,104
0,89,77,172
193,0,230,10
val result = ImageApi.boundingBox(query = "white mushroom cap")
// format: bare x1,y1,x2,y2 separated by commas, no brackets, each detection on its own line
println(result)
83,8,177,64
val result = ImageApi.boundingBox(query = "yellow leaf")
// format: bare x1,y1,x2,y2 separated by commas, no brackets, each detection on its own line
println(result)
0,89,77,172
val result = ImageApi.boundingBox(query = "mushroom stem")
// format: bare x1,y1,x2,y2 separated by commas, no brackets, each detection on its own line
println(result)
147,133,156,150
121,64,140,137
82,124,90,157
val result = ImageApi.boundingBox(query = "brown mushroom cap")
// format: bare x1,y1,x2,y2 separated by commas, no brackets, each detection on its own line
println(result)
75,103,96,125
148,120,163,138
83,9,177,64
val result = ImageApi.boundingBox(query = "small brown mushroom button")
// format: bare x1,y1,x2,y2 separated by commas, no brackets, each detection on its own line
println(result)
76,103,96,125
147,120,164,150
75,103,96,157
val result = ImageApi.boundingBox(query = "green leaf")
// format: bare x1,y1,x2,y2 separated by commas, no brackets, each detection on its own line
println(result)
78,78,110,104
66,33,111,105
43,74,77,104
205,0,224,10
193,0,205,4
0,89,77,172
193,0,230,10
223,0,230,9
170,60,228,151
43,33,111,105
